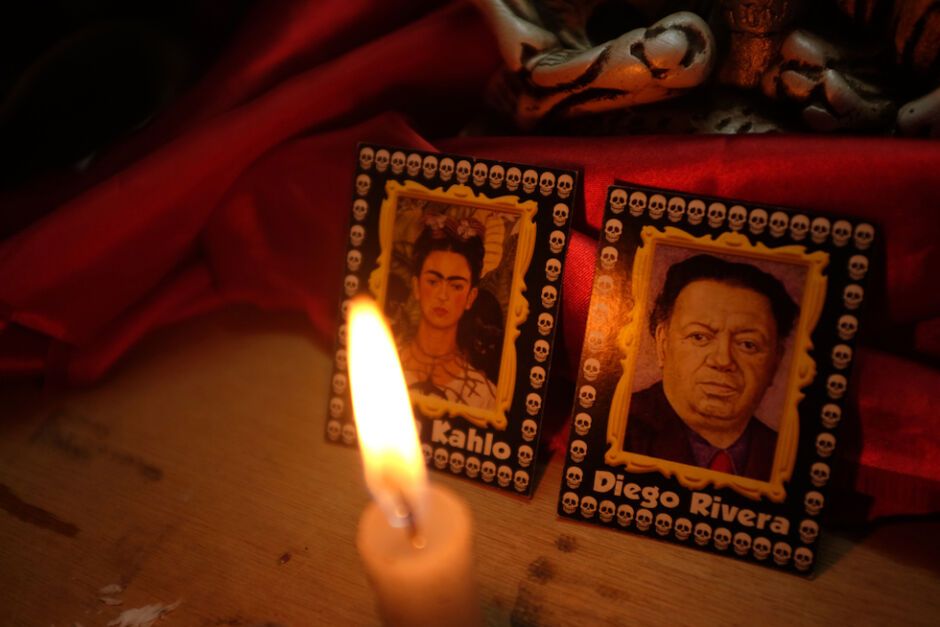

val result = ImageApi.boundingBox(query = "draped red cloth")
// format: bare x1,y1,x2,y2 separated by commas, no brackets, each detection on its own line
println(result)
1,0,938,520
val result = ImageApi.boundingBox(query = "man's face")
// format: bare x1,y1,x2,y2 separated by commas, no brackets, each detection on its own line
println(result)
656,280,780,437
413,251,477,330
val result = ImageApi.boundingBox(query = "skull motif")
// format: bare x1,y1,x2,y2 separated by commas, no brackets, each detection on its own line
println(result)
344,274,359,297
752,537,771,560
505,167,521,191
667,197,686,222
616,504,635,527
401,153,420,177
481,461,497,482
497,465,513,487
517,445,534,468
805,491,824,516
565,466,583,489
799,519,820,544
561,491,579,514
355,174,371,197
341,423,356,444
573,412,592,436
749,208,768,234
529,366,546,389
694,522,713,546
533,339,550,363
549,230,566,254
545,259,561,282
455,159,471,183
346,249,362,272
790,214,810,240
374,149,390,172
522,169,538,193
810,462,830,487
359,146,374,170
674,518,692,541
707,202,727,228
537,312,554,336
552,203,570,227
628,191,647,216
827,374,847,399
540,285,558,308
539,171,556,196
422,155,438,179
449,451,465,474
390,151,406,174
438,157,454,181
854,223,875,250
465,456,481,478
569,439,587,463
586,331,604,353
472,162,488,187
655,512,673,536
733,532,752,556
687,199,706,225
578,385,597,409
837,314,858,341
816,432,836,458
596,274,614,295
648,194,667,219
331,373,347,395
557,174,574,199
848,255,869,281
772,541,792,565
598,500,616,523
352,199,368,221
794,547,813,572
521,418,538,442
335,349,347,371
831,344,852,369
843,284,864,310
514,470,530,492
610,189,628,213
605,219,624,244
337,324,347,346
340,300,350,320
728,205,747,231
488,164,505,189
600,246,618,270
579,495,597,518
349,225,365,247
832,220,853,246
582,358,601,382
525,392,542,416
769,211,789,237
811,217,831,244
635,509,653,531
713,527,732,551
433,447,448,469
326,419,341,441
821,403,842,429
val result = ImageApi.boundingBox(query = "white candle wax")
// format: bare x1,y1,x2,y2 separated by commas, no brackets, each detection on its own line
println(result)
357,483,482,627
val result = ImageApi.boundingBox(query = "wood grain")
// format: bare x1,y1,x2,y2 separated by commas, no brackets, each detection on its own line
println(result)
0,307,937,626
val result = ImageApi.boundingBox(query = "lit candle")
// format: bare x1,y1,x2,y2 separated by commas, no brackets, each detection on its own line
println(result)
347,297,482,627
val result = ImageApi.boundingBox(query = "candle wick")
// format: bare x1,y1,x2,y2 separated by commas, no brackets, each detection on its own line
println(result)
398,491,427,549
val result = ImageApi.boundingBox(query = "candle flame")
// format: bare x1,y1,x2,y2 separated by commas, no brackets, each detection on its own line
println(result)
347,296,427,527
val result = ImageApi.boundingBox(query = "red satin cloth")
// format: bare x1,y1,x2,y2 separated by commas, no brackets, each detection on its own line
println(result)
1,1,938,520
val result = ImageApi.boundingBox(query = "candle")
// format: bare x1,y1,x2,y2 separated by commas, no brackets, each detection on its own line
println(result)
347,297,482,627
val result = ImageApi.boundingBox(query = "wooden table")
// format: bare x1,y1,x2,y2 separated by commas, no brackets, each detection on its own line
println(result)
1,307,938,626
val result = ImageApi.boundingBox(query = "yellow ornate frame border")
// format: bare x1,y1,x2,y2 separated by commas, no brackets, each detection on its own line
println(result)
368,180,538,430
604,227,828,502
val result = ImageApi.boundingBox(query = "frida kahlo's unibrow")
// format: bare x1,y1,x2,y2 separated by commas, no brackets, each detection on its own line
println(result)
423,269,470,283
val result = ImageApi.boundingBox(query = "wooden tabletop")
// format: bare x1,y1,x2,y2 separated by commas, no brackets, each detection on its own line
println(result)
1,307,938,626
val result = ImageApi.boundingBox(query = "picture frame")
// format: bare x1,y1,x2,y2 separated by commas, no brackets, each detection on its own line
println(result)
557,183,875,573
326,144,579,496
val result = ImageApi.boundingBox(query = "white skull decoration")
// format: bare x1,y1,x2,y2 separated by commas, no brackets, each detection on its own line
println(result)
359,146,374,170
600,246,618,270
655,512,673,536
843,284,864,310
341,423,356,444
433,447,448,469
374,149,390,172
344,274,359,297
837,315,858,341
517,445,534,468
768,211,789,237
406,153,422,177
733,532,752,556
569,439,587,463
790,214,810,240
539,171,555,196
455,159,471,183
582,358,600,382
580,495,597,518
522,169,538,193
832,220,852,246
537,312,554,336
831,344,852,369
854,223,875,250
481,461,497,482
648,194,666,219
674,518,692,541
810,462,830,488
349,225,365,247
449,451,465,474
497,465,513,487
628,191,647,216
752,537,771,560
635,509,653,531
541,285,557,308
331,373,347,395
799,519,820,544
488,164,505,189
587,330,604,352
557,174,573,199
337,324,347,346
514,470,530,492
390,151,406,174
472,162,488,186
525,392,542,416
346,249,362,272
533,339,550,363
773,542,792,566
811,217,831,244
561,492,579,514
667,197,686,222
848,255,869,281
422,155,438,179
694,522,713,546
749,208,768,235
604,219,623,243
529,365,546,389
352,199,368,221
505,167,521,191
609,189,628,213
335,349,347,371
816,432,836,458
326,419,341,441
573,412,592,436
686,199,706,225
713,527,732,551
545,259,561,282
805,491,824,516
549,230,566,254
521,418,538,442
438,157,454,181
465,456,481,478
599,500,616,523
827,374,848,399
821,403,842,429
355,174,371,197
578,385,596,408
707,202,727,228
553,203,569,226
728,205,747,231
617,504,635,527
565,466,583,489
596,274,614,295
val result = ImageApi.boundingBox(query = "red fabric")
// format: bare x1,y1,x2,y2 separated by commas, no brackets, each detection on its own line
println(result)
1,0,938,521
708,450,734,474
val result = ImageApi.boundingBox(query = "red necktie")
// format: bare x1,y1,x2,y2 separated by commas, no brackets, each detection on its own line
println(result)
709,450,734,474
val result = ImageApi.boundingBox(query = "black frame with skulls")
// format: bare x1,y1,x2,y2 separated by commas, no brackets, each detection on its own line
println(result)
325,143,579,498
557,182,877,574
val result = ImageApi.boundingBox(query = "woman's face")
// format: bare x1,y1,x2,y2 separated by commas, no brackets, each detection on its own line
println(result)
413,250,478,330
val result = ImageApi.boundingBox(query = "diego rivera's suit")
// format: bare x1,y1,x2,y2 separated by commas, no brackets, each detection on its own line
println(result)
624,382,777,481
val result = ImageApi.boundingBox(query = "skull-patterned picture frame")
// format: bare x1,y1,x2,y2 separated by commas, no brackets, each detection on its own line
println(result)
327,144,578,496
558,183,875,574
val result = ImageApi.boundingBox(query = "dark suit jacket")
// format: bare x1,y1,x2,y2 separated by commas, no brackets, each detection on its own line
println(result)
624,382,777,481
